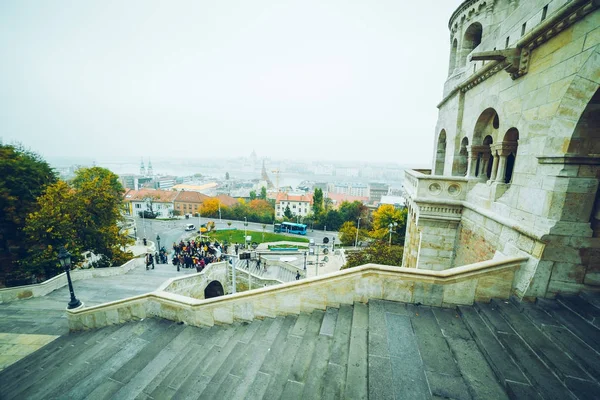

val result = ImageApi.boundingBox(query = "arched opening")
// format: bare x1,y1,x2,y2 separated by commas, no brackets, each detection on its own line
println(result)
568,88,600,235
473,108,499,144
204,280,224,299
448,38,458,75
458,137,469,176
435,130,447,175
461,22,483,66
483,135,494,179
503,128,519,183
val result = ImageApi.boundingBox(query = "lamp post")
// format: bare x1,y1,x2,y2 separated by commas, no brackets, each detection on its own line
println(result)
58,247,82,309
332,237,336,253
304,251,307,271
388,222,398,246
244,217,248,247
133,227,137,240
355,217,361,248
156,234,161,251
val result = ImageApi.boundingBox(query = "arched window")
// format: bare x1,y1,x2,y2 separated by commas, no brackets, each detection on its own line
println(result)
503,128,519,183
473,108,499,145
459,137,469,176
461,23,483,66
483,135,494,179
435,130,447,175
448,38,458,75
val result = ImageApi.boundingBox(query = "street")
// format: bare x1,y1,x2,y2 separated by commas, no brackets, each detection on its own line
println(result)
130,216,339,252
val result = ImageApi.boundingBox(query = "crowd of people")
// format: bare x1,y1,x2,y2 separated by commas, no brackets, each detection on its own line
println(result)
170,239,228,272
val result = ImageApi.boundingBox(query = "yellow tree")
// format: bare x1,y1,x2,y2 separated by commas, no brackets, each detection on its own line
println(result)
200,198,221,217
369,204,407,244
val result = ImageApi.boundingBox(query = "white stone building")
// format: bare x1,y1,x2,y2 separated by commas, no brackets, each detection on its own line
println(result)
275,192,313,219
403,0,600,300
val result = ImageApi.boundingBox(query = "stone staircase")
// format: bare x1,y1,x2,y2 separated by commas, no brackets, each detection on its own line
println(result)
233,259,298,283
1,294,600,399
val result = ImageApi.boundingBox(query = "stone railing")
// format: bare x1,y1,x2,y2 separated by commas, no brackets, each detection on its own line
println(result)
158,261,229,299
404,169,470,203
0,257,143,304
66,256,528,331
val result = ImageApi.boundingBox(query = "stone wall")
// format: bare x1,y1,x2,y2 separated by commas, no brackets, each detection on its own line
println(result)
405,0,600,300
159,261,229,299
66,256,527,331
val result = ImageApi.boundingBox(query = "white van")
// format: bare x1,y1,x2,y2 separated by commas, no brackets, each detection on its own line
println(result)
185,224,195,231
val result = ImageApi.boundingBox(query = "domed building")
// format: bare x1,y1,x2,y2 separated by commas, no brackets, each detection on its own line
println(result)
403,0,600,300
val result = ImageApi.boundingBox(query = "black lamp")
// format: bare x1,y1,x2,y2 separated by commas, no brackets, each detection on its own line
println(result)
58,247,82,309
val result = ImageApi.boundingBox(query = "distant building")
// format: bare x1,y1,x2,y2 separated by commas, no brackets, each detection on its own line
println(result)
153,176,176,190
329,182,368,197
275,192,313,219
173,191,209,216
368,182,389,203
171,182,218,195
119,174,153,190
325,192,369,209
379,195,405,209
124,189,179,218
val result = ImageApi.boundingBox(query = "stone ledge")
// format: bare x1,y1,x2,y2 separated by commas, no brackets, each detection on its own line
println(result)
66,256,527,331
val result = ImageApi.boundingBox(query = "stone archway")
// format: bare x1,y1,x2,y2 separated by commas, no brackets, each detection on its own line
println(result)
435,130,447,175
204,280,224,299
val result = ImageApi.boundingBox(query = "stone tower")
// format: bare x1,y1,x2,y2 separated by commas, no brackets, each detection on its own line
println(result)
402,0,600,300
147,159,153,176
140,158,146,176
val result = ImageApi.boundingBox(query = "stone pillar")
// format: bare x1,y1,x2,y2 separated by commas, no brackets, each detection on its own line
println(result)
415,218,460,271
489,145,500,182
480,153,491,181
495,142,518,183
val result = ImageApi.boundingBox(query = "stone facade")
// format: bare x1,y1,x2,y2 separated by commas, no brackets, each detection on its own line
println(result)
403,0,600,300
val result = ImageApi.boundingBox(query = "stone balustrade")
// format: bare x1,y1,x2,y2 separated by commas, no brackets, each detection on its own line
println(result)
405,169,470,204
0,257,143,304
66,256,527,331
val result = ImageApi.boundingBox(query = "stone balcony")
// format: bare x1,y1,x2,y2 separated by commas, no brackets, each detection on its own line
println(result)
404,169,470,223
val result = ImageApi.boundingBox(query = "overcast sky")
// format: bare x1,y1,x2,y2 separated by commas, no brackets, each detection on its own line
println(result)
0,0,462,166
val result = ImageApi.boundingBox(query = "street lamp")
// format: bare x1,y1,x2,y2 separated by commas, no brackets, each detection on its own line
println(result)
57,247,82,309
355,218,361,248
388,222,398,246
156,234,161,251
244,217,248,246
133,227,137,240
304,251,307,271
332,237,336,252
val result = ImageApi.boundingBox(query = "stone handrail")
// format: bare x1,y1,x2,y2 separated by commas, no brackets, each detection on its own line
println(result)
67,256,528,331
0,257,143,304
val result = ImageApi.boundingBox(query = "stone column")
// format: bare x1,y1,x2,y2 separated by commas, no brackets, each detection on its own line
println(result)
480,153,491,181
489,145,500,182
495,143,518,183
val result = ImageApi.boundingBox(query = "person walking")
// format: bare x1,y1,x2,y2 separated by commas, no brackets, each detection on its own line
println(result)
295,271,300,280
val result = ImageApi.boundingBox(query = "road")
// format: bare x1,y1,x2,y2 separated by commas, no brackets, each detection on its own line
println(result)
130,216,339,251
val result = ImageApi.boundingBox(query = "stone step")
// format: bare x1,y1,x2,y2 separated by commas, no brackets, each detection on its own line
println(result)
173,323,247,398
228,317,290,400
146,325,221,399
2,323,123,398
457,305,529,386
23,322,148,400
301,328,334,398
344,302,368,400
432,307,508,399
558,294,600,328
492,299,589,382
3,321,133,398
288,310,325,384
538,298,600,354
62,320,168,399
367,300,394,400
409,305,470,399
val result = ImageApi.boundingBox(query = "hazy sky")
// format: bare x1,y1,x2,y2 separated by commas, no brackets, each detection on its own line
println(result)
1,0,462,165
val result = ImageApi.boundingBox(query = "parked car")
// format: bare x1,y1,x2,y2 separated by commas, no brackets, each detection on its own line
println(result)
185,224,195,231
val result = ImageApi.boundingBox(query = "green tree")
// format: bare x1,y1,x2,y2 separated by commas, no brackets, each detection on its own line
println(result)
284,205,293,219
249,190,257,200
338,201,367,224
312,188,323,215
259,186,267,200
342,241,404,269
339,221,357,246
0,144,57,285
24,167,132,278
